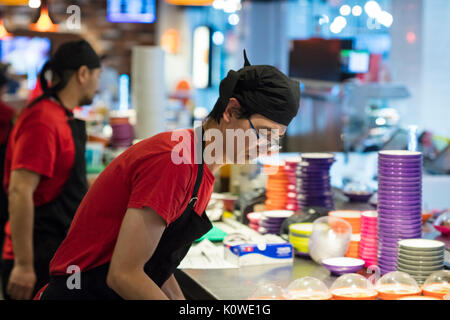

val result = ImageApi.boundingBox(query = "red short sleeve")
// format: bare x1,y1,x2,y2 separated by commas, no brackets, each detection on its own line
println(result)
11,122,57,178
127,154,193,225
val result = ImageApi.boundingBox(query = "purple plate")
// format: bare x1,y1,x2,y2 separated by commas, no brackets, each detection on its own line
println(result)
321,257,365,275
377,191,421,199
378,162,422,169
378,175,422,182
377,212,422,220
378,164,422,172
378,222,422,230
378,152,422,159
377,199,422,207
377,208,422,215
378,182,422,188
377,204,422,211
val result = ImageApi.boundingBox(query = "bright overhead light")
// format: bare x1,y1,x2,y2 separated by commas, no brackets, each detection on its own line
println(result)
330,16,347,34
29,0,41,9
352,5,362,16
377,10,393,27
340,5,351,16
319,14,330,25
212,31,224,46
334,16,347,29
228,13,239,26
213,0,225,10
364,1,382,18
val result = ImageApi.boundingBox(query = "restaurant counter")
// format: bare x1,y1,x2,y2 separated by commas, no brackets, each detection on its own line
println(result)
175,222,448,300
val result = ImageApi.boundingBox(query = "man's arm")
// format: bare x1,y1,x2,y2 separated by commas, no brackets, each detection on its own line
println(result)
161,274,185,300
7,169,40,300
106,207,170,300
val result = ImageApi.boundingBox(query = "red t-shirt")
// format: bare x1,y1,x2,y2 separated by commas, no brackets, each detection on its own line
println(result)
0,100,14,146
2,98,75,260
49,129,215,276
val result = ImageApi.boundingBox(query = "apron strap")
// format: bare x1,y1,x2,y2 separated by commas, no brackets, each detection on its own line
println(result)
189,126,205,207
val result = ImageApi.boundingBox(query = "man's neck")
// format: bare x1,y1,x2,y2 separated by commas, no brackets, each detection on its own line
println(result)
202,119,225,174
55,87,79,110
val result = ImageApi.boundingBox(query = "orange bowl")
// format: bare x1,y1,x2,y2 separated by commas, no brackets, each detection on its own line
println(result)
331,288,378,300
376,284,422,300
422,212,433,224
422,283,450,299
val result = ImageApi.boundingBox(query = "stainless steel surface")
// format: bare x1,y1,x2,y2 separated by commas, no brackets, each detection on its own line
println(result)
180,222,449,300
181,255,335,300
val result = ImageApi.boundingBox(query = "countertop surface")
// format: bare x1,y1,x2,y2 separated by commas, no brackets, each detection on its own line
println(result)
178,221,449,300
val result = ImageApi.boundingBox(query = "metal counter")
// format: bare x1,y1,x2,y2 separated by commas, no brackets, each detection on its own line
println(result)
176,222,448,300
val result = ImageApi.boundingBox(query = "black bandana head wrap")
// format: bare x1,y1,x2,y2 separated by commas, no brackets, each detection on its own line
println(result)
212,50,300,126
39,40,101,95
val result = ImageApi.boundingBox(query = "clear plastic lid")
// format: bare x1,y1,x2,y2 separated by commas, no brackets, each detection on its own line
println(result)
285,277,331,300
422,270,450,295
247,283,286,300
343,182,373,194
308,216,352,264
330,273,377,298
376,271,421,295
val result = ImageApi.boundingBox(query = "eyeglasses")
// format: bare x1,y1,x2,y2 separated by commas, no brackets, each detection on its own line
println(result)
248,118,282,152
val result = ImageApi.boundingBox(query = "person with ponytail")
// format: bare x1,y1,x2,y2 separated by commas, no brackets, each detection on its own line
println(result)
1,40,101,300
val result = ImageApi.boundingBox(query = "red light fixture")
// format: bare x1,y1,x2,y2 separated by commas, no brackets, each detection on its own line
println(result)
0,18,11,39
29,3,58,32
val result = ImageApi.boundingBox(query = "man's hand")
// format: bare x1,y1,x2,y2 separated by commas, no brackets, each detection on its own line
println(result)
7,264,36,300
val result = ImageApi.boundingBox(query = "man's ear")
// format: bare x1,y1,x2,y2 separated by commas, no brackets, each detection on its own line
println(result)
77,65,90,84
222,98,242,123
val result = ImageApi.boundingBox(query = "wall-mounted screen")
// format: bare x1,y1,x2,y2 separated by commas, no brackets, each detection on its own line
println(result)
107,0,156,24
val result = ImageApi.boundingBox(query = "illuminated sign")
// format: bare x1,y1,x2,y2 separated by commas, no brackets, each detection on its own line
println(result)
166,0,213,6
192,26,211,89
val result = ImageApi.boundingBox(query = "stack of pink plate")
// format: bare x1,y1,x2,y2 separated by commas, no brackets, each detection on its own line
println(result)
247,212,262,231
360,211,378,268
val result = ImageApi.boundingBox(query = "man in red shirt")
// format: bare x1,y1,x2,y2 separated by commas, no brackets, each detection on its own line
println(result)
39,52,301,300
2,40,101,300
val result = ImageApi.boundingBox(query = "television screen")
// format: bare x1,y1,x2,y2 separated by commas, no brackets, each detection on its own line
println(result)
107,0,156,23
289,38,355,82
0,36,51,88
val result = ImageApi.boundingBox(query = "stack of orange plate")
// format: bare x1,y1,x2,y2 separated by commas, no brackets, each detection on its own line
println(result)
345,234,361,258
264,163,298,211
328,210,362,234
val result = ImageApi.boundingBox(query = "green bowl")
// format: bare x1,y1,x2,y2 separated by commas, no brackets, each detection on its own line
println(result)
397,257,444,267
398,248,444,257
397,253,444,262
396,262,444,272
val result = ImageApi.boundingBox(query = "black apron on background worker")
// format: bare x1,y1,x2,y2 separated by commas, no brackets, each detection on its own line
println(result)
40,127,212,300
1,95,88,299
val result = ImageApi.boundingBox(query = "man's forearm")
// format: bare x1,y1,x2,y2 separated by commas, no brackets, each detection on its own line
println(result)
162,274,185,300
8,190,34,266
107,269,170,300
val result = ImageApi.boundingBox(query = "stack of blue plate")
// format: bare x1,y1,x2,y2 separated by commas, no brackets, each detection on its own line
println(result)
377,150,423,275
295,153,335,210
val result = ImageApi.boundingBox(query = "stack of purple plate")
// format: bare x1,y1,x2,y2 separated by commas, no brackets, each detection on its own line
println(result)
377,150,423,275
295,153,335,210
258,210,294,235
111,123,134,147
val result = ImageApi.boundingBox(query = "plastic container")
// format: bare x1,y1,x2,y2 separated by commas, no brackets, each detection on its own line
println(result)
422,270,450,299
376,271,422,300
308,216,352,264
247,283,286,300
284,277,332,300
330,274,378,300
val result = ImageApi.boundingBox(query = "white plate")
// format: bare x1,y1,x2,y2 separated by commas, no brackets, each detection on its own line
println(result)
379,150,422,156
362,211,378,219
398,239,445,250
301,153,335,159
322,257,365,267
247,212,262,221
329,210,362,219
262,210,294,219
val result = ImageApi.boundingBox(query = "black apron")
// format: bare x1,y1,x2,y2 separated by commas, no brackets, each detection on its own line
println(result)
1,96,88,299
41,126,213,300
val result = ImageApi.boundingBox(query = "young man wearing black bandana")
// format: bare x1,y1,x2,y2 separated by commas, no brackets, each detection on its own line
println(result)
37,51,301,300
1,40,101,300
